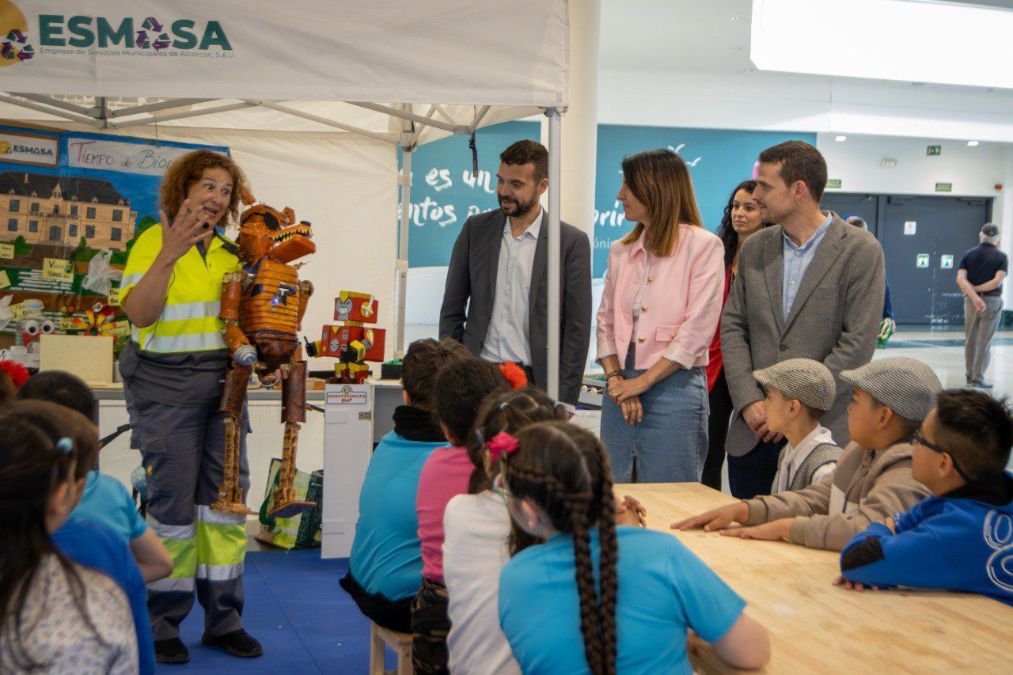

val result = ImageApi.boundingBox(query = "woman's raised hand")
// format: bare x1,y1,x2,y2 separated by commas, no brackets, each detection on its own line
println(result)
158,199,215,264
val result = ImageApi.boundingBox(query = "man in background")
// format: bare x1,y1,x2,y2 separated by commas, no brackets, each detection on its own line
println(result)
439,140,591,405
957,223,1007,389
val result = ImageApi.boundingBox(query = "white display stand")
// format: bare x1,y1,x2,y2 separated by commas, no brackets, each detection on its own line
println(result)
321,383,374,558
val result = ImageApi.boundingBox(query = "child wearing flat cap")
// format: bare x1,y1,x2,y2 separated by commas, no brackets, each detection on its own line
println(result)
674,357,936,551
838,389,1013,605
751,358,842,494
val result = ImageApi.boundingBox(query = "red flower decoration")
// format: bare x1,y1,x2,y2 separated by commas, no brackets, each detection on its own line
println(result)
499,361,527,390
0,359,30,389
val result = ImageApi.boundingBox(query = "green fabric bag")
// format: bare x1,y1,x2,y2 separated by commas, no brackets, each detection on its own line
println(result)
256,458,323,550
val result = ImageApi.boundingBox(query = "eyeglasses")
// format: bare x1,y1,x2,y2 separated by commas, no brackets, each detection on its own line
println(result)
912,433,974,482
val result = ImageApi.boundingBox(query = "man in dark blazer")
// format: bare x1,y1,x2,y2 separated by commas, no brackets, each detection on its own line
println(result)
439,140,592,405
721,141,885,499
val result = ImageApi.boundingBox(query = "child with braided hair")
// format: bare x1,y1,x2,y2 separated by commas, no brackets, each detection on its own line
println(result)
445,388,650,675
498,421,770,674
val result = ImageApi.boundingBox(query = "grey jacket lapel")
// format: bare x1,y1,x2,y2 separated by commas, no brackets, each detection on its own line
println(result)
783,216,846,333
528,220,548,310
763,228,785,335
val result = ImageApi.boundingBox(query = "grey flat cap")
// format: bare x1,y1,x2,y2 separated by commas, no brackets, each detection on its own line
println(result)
753,358,836,411
840,357,942,421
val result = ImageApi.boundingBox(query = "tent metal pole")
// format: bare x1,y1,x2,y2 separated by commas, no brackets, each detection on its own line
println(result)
8,93,95,117
394,142,413,358
256,101,398,145
106,101,257,130
107,98,213,118
469,105,491,132
545,107,561,400
350,102,464,134
0,94,100,126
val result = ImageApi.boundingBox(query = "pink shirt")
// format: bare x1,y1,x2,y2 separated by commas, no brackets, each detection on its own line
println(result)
416,446,474,582
596,224,724,371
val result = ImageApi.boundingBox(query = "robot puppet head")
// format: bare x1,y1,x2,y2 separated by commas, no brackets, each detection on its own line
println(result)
238,203,316,265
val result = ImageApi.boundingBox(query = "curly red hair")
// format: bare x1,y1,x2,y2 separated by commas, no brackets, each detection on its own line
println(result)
159,149,250,227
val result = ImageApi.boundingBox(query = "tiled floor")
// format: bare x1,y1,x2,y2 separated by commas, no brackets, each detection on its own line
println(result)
877,328,1011,399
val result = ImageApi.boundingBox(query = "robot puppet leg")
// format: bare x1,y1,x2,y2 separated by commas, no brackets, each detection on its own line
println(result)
269,361,317,518
211,364,255,516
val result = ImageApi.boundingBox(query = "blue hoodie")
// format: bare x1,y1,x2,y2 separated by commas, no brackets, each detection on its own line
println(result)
840,472,1013,605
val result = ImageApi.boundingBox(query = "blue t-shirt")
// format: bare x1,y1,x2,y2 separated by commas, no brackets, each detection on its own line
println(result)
499,527,746,675
349,431,445,600
68,471,147,542
54,519,155,675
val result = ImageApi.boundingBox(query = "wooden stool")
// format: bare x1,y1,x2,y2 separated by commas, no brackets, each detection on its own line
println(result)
369,622,413,675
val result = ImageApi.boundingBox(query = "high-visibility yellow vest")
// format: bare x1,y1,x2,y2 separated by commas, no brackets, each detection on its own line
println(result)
119,225,241,354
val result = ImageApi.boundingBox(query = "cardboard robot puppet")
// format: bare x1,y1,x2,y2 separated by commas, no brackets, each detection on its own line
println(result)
214,201,316,518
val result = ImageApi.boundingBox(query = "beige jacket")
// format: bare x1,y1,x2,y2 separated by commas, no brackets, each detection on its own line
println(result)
744,441,929,551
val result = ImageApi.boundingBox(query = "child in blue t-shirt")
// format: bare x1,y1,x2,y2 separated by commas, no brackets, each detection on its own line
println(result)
497,421,770,674
18,370,173,583
340,338,469,633
839,389,1013,605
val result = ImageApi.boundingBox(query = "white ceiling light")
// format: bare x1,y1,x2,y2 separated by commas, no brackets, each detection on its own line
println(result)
967,140,980,147
751,0,1013,90
834,135,847,142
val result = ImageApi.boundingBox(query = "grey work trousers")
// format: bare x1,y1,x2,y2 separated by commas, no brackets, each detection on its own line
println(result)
964,296,1003,384
129,392,251,640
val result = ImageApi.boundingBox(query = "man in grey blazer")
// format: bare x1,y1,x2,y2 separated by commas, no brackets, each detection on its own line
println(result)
439,140,592,405
721,141,885,498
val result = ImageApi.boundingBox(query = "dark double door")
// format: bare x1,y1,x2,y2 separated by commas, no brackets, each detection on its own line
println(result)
822,193,992,325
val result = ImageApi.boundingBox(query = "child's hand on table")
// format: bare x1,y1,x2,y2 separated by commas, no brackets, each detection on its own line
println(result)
718,517,793,542
615,495,647,527
833,575,881,592
671,502,748,531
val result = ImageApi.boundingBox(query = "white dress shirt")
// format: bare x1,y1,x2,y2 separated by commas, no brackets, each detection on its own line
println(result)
481,209,543,366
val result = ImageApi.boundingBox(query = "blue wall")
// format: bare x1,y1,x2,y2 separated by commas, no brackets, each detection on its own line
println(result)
405,123,817,277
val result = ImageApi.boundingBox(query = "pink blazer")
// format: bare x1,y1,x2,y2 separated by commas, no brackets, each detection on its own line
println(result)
596,224,725,371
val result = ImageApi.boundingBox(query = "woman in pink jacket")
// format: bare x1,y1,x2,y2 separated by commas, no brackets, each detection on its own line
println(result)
597,150,725,482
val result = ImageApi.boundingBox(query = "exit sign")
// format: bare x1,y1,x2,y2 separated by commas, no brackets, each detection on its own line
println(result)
826,178,842,189
927,145,942,156
935,182,953,192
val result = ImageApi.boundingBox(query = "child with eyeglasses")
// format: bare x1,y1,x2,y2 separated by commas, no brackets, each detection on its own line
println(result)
837,389,1013,604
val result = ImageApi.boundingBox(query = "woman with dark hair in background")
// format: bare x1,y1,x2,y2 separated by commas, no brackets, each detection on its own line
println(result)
703,181,769,490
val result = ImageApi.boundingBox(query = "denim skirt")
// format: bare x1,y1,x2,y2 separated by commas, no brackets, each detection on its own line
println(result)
600,357,709,483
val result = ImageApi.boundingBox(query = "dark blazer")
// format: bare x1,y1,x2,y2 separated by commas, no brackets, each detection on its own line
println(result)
439,208,592,404
721,213,885,456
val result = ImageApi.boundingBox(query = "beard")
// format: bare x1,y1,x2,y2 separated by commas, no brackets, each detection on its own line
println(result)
498,193,539,219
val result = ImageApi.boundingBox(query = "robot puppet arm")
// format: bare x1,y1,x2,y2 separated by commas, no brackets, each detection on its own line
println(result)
220,272,256,366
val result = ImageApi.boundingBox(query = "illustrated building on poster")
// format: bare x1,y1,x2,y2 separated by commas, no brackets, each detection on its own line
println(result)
0,171,137,251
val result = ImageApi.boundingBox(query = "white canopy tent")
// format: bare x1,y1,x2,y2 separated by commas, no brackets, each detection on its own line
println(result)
0,0,570,396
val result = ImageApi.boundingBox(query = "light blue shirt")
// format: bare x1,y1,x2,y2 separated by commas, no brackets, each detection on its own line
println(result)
481,209,543,366
68,471,147,542
349,431,445,600
499,527,746,674
782,213,833,320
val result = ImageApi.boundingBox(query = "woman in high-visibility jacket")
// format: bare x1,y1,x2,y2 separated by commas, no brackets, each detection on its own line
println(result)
119,150,262,664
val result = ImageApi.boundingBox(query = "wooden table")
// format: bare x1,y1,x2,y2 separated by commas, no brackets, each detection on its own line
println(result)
618,483,1012,674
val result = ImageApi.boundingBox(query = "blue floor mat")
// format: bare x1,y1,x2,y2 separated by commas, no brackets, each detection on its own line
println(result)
157,549,391,674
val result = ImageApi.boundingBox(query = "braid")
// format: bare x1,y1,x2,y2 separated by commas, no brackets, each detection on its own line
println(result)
568,500,604,675
596,447,619,675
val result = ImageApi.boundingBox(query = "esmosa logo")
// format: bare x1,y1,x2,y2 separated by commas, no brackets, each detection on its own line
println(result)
36,13,232,56
0,0,35,66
